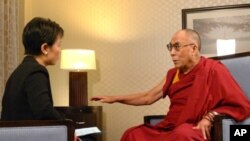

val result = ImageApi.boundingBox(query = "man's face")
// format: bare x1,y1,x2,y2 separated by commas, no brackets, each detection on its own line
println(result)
168,31,195,70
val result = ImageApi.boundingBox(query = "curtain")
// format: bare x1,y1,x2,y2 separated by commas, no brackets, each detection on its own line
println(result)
0,0,19,113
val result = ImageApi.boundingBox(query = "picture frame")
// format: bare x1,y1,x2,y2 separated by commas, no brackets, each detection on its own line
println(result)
182,4,250,57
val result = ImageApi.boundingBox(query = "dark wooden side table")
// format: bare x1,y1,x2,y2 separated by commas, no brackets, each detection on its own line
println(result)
55,106,102,141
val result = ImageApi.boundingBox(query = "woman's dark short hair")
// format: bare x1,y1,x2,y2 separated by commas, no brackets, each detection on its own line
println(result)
22,17,64,55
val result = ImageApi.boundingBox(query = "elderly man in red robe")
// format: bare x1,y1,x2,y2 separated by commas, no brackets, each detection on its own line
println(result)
91,29,250,141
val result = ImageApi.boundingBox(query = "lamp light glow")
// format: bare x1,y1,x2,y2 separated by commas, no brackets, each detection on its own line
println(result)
60,49,96,71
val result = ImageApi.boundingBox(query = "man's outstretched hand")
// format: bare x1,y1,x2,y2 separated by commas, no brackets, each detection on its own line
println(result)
91,96,116,104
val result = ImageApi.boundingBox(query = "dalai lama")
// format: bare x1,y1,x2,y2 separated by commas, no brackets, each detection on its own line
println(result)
91,29,250,141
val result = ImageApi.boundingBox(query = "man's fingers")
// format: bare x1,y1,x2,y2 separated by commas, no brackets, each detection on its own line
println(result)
91,97,98,100
205,126,211,140
193,125,210,140
201,127,207,140
91,97,103,101
192,123,201,130
91,98,100,101
91,98,97,101
192,126,199,129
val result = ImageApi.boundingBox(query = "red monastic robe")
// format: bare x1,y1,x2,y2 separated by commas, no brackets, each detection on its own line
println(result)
121,57,250,141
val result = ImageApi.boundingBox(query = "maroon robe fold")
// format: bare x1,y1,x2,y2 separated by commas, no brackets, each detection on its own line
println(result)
121,57,250,141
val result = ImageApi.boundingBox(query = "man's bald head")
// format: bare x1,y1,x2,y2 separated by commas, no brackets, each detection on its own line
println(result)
173,29,201,51
169,29,201,73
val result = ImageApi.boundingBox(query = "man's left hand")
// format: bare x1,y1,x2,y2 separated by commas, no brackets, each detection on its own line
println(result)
192,118,212,140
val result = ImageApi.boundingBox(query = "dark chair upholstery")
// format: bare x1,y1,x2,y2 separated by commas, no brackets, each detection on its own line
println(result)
0,120,75,141
144,115,165,126
144,52,250,141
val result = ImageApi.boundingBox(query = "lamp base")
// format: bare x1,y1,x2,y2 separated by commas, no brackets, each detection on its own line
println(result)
69,72,88,106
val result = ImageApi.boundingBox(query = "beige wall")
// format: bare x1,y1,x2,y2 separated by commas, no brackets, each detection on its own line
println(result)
23,0,250,140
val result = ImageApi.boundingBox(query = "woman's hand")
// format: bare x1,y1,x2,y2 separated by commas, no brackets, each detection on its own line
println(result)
192,118,213,140
91,96,117,104
74,135,82,141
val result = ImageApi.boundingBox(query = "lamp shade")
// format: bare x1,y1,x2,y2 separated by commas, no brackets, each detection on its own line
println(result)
60,49,96,71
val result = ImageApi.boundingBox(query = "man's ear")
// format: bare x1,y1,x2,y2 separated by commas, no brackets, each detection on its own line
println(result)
193,43,199,52
191,44,199,55
41,43,48,55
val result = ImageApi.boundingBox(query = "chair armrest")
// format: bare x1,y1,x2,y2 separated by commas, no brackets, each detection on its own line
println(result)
213,115,250,141
214,115,229,122
144,115,165,125
213,115,229,141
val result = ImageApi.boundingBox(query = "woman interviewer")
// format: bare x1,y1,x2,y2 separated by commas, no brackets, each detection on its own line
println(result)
1,17,64,120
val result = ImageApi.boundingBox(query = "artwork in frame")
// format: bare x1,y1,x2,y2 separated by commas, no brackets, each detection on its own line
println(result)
182,4,250,57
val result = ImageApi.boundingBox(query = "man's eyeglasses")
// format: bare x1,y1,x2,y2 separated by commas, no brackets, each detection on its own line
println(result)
166,42,194,51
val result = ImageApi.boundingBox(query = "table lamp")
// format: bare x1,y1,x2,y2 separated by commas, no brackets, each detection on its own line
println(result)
60,49,96,106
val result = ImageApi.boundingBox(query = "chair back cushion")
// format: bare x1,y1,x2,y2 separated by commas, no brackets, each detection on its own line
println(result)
211,52,250,141
212,53,250,99
0,120,74,141
0,125,67,141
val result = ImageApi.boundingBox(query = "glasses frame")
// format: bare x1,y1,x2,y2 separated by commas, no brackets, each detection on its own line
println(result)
166,42,194,51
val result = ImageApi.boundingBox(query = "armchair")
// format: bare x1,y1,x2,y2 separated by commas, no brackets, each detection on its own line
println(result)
0,120,75,141
211,52,250,141
144,52,250,141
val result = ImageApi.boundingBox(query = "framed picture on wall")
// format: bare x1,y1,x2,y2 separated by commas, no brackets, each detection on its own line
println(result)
182,4,250,57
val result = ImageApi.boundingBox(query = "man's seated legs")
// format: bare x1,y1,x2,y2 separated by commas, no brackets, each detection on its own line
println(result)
121,123,206,141
121,124,169,141
168,123,205,141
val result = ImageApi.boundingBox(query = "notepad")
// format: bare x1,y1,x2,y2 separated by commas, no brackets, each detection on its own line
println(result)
75,127,101,136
